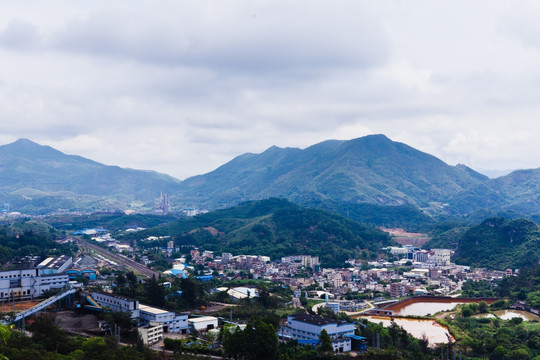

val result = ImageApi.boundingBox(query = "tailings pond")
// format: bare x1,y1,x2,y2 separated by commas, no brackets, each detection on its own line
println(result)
359,315,453,346
385,296,496,316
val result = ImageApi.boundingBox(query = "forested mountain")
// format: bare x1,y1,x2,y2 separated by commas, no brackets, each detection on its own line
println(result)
127,198,394,267
0,139,181,214
6,136,540,222
449,168,540,215
453,217,540,269
177,134,488,211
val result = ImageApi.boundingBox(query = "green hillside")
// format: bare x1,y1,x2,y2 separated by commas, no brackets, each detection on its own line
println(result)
129,198,394,267
453,217,540,269
176,135,488,212
0,139,181,213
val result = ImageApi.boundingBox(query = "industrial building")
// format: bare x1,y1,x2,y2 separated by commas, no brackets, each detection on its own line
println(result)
91,291,140,319
138,322,163,345
139,304,189,334
281,314,356,353
189,316,218,332
0,256,72,301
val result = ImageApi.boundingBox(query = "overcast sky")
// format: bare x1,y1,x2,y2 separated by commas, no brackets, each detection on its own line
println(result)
1,1,540,179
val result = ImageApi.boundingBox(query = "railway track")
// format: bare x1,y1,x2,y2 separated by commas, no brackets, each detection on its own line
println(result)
75,238,160,279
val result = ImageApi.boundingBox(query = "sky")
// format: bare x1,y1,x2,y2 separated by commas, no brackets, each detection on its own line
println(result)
1,1,540,180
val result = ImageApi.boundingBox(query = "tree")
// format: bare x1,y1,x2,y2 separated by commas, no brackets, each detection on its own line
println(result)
0,324,11,360
317,329,333,354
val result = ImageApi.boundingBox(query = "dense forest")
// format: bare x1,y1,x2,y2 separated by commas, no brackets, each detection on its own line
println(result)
125,198,394,267
453,217,540,269
0,221,74,266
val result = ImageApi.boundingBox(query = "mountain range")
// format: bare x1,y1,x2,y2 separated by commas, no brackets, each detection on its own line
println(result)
3,135,540,220
0,139,180,214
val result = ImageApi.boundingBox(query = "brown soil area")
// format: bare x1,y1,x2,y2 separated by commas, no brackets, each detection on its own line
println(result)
380,228,431,247
0,299,42,312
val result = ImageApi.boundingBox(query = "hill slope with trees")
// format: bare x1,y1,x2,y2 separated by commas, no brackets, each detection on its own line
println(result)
453,217,540,269
128,198,394,267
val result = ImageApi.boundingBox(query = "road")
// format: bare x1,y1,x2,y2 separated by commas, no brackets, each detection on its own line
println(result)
75,238,160,279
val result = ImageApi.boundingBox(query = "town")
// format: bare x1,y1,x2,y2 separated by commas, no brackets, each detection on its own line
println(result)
1,221,533,360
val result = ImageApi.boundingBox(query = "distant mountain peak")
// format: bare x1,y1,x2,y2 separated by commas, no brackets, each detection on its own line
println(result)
178,134,489,210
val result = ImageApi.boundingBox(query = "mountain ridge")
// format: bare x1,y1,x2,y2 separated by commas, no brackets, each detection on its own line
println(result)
0,138,181,214
3,136,540,219
176,134,489,212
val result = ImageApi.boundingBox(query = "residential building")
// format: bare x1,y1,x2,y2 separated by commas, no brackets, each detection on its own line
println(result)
434,249,451,266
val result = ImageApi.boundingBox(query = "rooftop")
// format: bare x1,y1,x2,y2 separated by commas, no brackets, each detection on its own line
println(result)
288,313,348,326
139,304,171,315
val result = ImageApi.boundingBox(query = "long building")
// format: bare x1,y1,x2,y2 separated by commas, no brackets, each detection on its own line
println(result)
0,262,71,301
91,292,189,333
281,314,355,353
91,292,140,319
139,304,189,334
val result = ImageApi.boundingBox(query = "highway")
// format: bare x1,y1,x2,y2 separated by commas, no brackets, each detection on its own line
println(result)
75,238,160,279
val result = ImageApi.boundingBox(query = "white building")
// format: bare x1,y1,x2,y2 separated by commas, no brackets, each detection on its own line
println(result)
0,268,70,301
91,292,140,319
434,249,452,266
37,255,73,275
139,304,189,334
189,316,218,332
282,314,355,353
281,255,320,269
138,322,163,345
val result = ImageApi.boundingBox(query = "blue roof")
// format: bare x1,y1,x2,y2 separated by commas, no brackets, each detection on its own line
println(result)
196,275,214,282
298,339,319,345
344,334,367,341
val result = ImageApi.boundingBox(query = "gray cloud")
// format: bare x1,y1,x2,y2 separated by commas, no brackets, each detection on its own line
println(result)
1,1,540,180
0,19,40,50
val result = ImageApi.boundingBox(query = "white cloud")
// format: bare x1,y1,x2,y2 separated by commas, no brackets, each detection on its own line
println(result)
0,1,540,180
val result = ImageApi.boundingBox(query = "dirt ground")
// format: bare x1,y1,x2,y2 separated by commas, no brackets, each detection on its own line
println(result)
0,299,42,313
54,311,100,335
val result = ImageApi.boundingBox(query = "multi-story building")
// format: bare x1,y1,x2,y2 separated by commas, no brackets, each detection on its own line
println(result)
281,255,319,269
138,322,163,345
281,314,355,353
0,265,70,301
390,282,407,299
139,304,189,334
434,249,451,266
413,251,429,263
